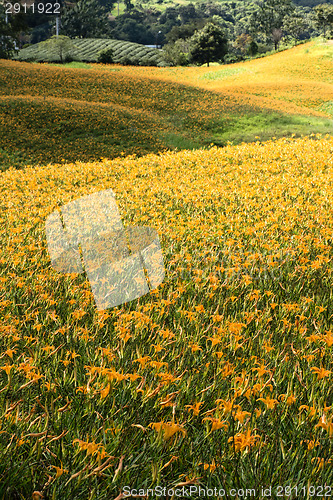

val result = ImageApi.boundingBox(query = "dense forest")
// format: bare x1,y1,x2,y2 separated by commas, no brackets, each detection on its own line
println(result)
1,0,333,64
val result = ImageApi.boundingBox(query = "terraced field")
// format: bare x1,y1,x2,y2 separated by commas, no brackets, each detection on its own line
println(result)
15,37,165,65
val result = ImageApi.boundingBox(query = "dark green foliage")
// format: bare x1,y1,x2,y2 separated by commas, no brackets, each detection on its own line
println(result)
248,39,258,55
112,17,154,44
30,21,53,44
313,3,333,37
189,22,228,66
293,0,332,5
159,6,180,25
110,8,158,44
166,20,206,43
178,3,198,23
124,0,135,9
282,14,309,43
0,4,26,57
61,0,114,38
97,47,114,63
162,38,191,65
223,52,240,63
255,0,296,39
0,27,17,59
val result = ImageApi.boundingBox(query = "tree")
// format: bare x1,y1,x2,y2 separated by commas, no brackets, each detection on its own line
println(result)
159,7,179,26
166,20,205,43
178,3,198,24
114,18,154,43
162,38,191,65
282,15,308,44
200,2,223,18
0,4,29,56
189,22,228,67
61,0,114,38
256,0,295,40
124,0,134,11
272,27,283,49
0,10,15,58
210,15,234,39
248,39,258,56
97,47,114,63
234,33,252,54
313,3,333,37
40,35,77,62
110,8,159,44
0,27,16,59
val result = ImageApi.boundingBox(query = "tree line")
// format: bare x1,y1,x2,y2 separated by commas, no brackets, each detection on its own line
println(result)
1,0,333,65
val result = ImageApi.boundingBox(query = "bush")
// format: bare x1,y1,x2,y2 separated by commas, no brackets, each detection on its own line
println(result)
162,39,191,66
257,42,270,54
248,40,258,56
97,47,114,63
223,53,239,64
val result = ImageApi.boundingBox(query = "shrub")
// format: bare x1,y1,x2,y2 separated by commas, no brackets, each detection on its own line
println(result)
257,42,270,54
248,40,258,56
162,39,191,66
97,47,114,63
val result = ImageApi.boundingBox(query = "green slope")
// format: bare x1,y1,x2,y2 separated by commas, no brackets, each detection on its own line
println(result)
14,38,167,66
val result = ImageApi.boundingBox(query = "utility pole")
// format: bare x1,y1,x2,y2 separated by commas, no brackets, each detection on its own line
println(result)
56,15,60,36
155,30,161,49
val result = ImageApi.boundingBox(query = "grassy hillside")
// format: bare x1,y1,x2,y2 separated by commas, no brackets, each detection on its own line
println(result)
121,38,333,119
1,39,333,170
15,38,166,66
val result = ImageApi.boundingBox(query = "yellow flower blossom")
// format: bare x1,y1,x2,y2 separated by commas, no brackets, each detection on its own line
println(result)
228,427,260,452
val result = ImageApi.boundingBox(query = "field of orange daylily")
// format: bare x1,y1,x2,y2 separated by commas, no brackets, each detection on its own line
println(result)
1,39,332,169
0,38,333,499
121,39,333,117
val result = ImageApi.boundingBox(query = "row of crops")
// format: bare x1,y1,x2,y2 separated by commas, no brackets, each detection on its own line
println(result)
14,38,168,66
